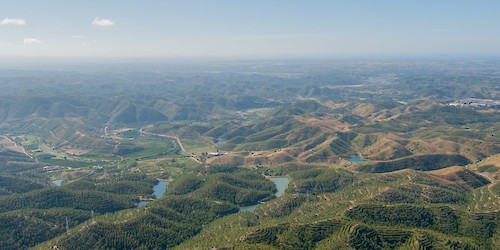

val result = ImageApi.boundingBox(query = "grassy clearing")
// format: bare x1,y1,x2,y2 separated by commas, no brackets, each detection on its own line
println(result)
181,138,215,155
478,165,500,173
137,157,196,178
117,129,140,138
36,152,100,168
15,134,41,151
122,137,178,159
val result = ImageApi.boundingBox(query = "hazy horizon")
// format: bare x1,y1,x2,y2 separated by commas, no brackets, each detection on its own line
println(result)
1,1,500,58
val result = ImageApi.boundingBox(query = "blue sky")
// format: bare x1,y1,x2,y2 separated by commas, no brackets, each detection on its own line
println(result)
1,0,499,58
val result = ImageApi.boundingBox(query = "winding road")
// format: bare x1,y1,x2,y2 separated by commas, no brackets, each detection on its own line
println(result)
139,127,201,164
0,135,33,159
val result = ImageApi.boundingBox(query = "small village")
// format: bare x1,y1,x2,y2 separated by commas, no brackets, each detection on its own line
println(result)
448,98,499,108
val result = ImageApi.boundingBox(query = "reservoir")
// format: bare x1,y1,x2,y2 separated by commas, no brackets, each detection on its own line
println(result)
239,177,290,213
215,140,226,145
153,181,169,199
348,155,366,163
405,130,416,136
138,180,169,207
271,177,290,197
52,179,62,186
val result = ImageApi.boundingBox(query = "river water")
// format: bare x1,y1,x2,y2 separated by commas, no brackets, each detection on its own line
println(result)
239,177,290,213
138,181,169,207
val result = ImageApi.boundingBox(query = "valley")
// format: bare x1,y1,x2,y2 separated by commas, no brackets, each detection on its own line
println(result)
0,60,498,249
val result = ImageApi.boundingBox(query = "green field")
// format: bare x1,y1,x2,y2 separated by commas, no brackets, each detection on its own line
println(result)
181,138,216,155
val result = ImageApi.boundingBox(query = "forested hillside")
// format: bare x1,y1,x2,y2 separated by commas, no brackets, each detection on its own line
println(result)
0,60,498,249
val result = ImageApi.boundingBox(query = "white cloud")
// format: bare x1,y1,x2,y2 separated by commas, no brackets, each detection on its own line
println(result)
23,38,41,45
91,17,114,27
0,41,12,46
71,35,85,39
1,17,26,25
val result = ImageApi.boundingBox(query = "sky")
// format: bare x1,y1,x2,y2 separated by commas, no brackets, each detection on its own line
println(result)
1,0,500,59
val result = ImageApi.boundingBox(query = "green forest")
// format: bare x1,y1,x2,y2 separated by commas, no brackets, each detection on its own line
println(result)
0,60,498,249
